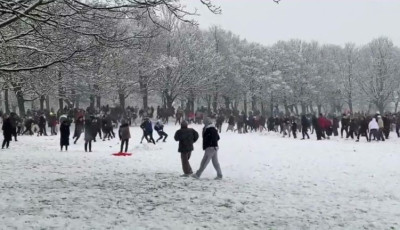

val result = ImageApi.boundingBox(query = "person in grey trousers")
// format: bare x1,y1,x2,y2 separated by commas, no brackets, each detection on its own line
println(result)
193,117,223,180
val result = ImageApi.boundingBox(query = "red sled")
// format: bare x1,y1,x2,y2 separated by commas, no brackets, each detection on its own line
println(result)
112,152,132,156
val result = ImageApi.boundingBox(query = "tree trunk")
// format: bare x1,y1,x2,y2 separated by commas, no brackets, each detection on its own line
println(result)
251,95,257,112
317,104,322,115
395,101,399,113
309,103,315,114
46,95,50,111
166,94,174,110
16,91,25,117
206,95,212,113
140,75,148,110
58,71,64,111
283,102,289,115
96,96,101,108
119,93,126,109
224,96,230,109
243,93,247,114
261,102,266,116
59,98,64,111
348,99,353,114
301,103,307,115
89,95,95,108
376,102,385,115
294,104,299,115
75,95,80,109
212,92,218,113
4,88,10,114
40,95,45,111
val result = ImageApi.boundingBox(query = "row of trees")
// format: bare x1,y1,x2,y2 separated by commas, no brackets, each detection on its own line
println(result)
1,1,399,117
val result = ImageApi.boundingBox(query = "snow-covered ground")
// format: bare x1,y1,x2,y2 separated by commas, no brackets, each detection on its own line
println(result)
1,123,400,229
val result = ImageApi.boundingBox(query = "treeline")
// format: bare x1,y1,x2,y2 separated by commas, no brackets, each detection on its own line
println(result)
1,1,399,117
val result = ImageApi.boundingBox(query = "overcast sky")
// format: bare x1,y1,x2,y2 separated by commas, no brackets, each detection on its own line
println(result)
184,0,400,47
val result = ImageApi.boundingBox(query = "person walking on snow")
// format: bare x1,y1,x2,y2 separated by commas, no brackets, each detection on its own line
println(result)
2,115,13,149
84,116,94,152
60,119,70,151
118,120,131,153
73,116,84,144
154,120,168,142
192,117,223,180
174,120,199,177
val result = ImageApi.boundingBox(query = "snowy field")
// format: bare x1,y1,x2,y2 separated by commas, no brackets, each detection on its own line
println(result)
1,123,400,229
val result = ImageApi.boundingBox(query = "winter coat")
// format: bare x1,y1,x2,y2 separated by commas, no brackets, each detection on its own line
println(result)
359,119,368,132
292,122,297,132
84,119,94,141
119,124,131,140
140,120,153,133
228,116,235,126
154,123,164,132
2,118,13,141
174,127,199,153
377,117,384,129
60,121,70,146
318,117,329,129
332,118,339,129
349,119,358,131
74,118,84,135
202,125,220,150
341,117,350,128
39,116,46,127
369,118,379,130
301,116,310,128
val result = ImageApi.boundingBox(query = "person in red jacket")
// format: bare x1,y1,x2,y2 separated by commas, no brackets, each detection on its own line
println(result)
317,113,327,139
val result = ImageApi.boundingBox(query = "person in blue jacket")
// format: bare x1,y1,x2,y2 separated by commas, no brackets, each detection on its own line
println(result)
154,120,168,142
140,117,155,144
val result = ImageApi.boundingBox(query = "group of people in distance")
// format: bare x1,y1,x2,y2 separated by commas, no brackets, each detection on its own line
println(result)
1,107,223,180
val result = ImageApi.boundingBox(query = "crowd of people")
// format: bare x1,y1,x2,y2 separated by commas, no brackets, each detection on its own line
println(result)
3,103,400,179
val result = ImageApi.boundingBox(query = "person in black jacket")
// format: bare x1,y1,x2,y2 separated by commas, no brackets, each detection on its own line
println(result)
10,113,18,141
84,116,94,152
193,117,223,180
73,116,84,144
174,120,199,176
341,114,350,138
356,116,369,142
2,115,13,149
301,115,310,139
60,119,70,151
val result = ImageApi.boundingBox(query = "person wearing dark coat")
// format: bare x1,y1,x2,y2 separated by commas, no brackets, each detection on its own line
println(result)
84,117,94,152
174,120,199,176
154,121,168,142
341,114,350,138
73,116,84,144
38,115,47,136
332,116,339,136
347,118,358,139
118,120,131,153
2,115,13,149
382,115,391,139
193,117,223,180
301,115,310,139
140,118,155,144
22,117,34,135
312,115,322,140
291,119,297,139
356,116,369,142
60,120,70,151
9,113,18,141
216,114,225,133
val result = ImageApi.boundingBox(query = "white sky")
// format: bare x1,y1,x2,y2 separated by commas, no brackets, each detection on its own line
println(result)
184,0,400,47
